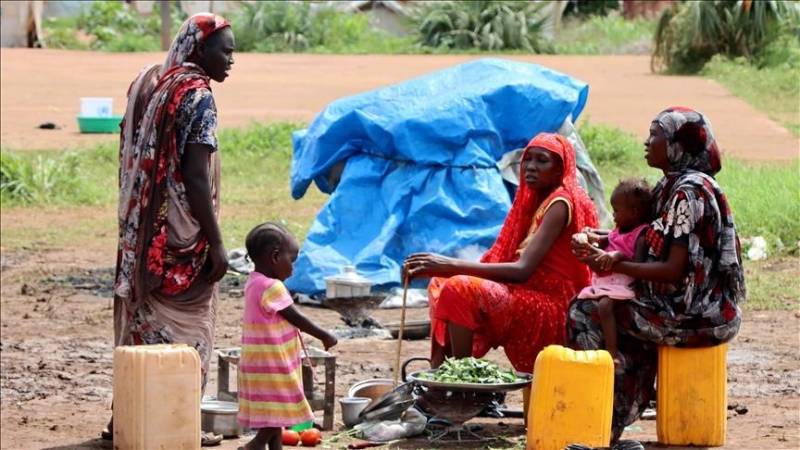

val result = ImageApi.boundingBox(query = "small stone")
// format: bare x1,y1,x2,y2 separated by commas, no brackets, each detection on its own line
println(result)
735,405,748,415
49,424,59,431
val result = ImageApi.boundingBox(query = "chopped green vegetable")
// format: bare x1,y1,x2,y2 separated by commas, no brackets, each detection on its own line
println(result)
418,357,519,384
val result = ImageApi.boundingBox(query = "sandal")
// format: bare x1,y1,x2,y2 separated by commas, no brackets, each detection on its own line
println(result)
612,440,644,450
201,431,223,447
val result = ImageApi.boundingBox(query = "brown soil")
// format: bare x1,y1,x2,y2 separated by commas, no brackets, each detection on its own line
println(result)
1,244,798,450
1,50,797,160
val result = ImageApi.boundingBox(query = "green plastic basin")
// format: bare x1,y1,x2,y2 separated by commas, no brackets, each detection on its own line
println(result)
77,115,123,133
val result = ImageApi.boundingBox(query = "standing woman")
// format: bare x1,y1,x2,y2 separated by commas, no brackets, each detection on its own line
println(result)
404,133,598,374
107,13,234,445
569,107,745,441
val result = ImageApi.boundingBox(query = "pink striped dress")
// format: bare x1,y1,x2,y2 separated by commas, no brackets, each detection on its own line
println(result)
237,272,313,429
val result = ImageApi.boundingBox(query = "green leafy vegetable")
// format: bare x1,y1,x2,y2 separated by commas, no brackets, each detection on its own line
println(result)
419,357,518,384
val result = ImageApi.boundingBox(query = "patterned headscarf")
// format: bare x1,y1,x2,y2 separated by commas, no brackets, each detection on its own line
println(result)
162,12,231,75
482,133,598,265
652,106,721,176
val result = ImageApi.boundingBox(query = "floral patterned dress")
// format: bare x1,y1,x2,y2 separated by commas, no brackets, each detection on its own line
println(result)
567,107,745,440
113,13,230,386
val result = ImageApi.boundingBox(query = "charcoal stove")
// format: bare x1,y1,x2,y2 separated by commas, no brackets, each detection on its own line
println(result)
403,361,531,443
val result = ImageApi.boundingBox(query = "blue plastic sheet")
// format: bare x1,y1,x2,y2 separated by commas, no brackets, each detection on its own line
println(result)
286,58,588,295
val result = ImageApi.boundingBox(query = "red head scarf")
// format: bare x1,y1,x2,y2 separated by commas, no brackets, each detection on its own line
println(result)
482,132,599,266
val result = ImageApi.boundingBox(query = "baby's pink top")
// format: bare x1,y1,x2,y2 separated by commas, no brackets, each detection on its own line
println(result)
606,224,648,259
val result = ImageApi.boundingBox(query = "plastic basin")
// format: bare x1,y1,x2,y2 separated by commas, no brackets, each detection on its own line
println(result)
77,115,123,133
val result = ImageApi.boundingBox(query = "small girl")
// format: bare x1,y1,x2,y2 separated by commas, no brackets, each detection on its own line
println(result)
573,178,652,366
238,222,338,450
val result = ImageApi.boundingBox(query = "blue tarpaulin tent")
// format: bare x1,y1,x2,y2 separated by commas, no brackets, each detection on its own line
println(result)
286,58,589,295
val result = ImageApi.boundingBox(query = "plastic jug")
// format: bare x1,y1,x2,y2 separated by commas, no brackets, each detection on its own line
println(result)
113,344,201,450
527,345,614,450
657,344,728,446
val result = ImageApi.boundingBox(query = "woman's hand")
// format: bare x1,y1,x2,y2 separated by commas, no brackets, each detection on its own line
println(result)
206,243,229,283
571,235,604,259
595,250,623,272
403,253,455,279
575,250,607,273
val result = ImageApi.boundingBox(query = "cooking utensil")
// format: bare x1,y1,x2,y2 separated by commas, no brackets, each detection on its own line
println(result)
384,319,430,340
347,378,394,401
392,276,410,386
358,381,416,422
201,399,239,437
406,370,532,393
325,266,372,298
339,397,371,427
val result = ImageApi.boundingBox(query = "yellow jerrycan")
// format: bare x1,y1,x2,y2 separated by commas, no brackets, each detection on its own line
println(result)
113,344,201,450
657,344,728,446
527,345,614,450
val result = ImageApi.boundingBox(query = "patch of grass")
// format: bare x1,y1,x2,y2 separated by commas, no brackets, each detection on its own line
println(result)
0,122,327,251
554,13,656,55
702,55,800,137
742,257,800,310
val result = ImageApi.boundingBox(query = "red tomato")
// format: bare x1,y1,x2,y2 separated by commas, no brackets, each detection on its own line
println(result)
300,428,322,447
282,429,301,446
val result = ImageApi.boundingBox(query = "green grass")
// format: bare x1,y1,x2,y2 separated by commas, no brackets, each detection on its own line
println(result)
702,55,800,137
2,122,797,309
554,13,656,55
743,257,800,310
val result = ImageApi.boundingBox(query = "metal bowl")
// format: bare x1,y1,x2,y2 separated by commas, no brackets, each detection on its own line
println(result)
347,378,394,401
383,320,431,340
201,399,239,437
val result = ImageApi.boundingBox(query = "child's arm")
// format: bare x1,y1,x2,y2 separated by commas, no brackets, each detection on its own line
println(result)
279,305,338,350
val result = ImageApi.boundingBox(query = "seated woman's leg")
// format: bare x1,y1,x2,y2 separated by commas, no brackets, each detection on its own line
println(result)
568,298,657,442
428,275,508,367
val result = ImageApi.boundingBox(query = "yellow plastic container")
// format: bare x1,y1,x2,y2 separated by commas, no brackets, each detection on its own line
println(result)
113,344,201,450
527,345,614,450
657,344,728,446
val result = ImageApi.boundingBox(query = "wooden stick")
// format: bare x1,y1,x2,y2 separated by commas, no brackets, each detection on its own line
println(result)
392,275,410,387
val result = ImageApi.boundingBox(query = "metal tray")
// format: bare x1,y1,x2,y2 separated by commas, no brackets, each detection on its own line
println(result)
407,370,531,393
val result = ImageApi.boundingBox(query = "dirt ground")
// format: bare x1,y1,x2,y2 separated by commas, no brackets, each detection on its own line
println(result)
1,49,797,160
1,246,798,450
2,50,799,449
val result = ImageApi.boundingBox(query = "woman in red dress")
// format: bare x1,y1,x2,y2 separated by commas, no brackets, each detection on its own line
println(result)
404,132,599,373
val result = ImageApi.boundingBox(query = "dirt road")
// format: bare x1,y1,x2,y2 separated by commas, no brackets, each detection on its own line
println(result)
1,49,797,160
1,247,798,449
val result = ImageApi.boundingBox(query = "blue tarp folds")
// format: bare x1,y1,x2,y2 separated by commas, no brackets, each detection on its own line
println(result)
286,58,589,295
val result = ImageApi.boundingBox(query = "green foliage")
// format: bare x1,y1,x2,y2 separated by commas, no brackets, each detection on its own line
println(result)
411,0,552,52
554,13,655,54
41,16,89,50
652,0,799,73
563,0,620,18
1,151,86,204
420,357,518,384
42,0,186,52
702,53,800,136
232,1,413,54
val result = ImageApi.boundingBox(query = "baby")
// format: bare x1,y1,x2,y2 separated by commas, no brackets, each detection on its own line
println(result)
573,178,652,365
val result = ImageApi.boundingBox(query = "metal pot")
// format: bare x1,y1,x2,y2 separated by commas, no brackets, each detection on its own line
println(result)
339,397,371,427
201,399,239,437
325,266,372,298
347,378,394,401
